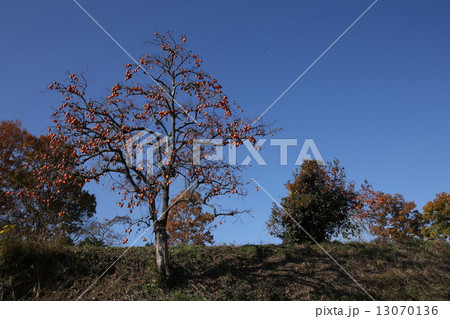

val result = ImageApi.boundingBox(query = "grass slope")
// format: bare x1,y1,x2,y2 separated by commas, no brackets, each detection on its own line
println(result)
1,241,449,300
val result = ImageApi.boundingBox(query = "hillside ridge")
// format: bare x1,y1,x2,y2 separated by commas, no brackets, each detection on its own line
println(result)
1,242,449,300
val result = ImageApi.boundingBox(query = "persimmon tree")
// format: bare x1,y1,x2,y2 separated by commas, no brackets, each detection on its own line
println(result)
267,159,365,244
166,190,215,245
0,120,96,242
47,32,273,278
421,192,449,241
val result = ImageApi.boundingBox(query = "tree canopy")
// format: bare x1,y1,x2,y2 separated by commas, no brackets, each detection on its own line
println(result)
166,190,215,245
267,159,364,244
364,191,423,242
422,192,449,241
0,120,96,242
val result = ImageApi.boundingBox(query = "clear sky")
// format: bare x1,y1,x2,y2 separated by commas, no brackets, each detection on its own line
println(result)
1,0,449,245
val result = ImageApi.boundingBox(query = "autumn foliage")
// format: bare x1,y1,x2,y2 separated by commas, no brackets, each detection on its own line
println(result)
0,120,96,242
421,192,449,241
166,190,215,245
355,185,449,242
362,189,423,242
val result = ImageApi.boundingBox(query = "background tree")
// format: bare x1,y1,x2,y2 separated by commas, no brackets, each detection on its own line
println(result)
166,190,215,245
370,194,423,242
359,184,423,242
0,120,96,242
421,192,449,241
77,215,133,246
267,159,363,244
48,31,273,277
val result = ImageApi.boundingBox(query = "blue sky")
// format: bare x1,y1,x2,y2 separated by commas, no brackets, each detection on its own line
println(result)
1,0,449,244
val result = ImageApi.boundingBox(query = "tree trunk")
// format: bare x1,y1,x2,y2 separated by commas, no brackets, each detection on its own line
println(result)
154,220,170,279
154,186,171,279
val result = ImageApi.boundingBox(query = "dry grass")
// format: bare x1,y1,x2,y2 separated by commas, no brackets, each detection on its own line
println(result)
1,241,448,300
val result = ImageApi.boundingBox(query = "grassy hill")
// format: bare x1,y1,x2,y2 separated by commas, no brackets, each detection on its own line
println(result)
1,241,449,300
